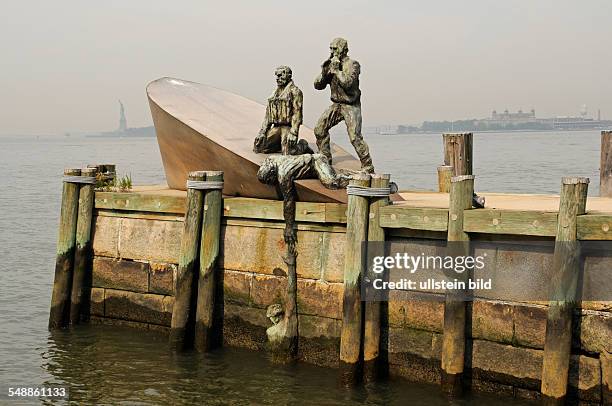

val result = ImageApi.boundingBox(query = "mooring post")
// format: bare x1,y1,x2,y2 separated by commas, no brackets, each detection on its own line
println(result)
363,174,390,382
49,168,82,329
541,177,589,404
441,174,474,396
601,131,612,197
170,171,206,350
443,133,473,176
69,167,98,325
194,171,223,352
437,165,453,193
340,173,371,385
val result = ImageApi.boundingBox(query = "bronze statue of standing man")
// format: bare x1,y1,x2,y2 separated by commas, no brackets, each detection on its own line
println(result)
314,38,374,173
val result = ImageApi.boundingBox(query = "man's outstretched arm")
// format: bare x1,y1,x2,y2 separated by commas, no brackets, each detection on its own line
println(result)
280,179,297,253
312,154,350,189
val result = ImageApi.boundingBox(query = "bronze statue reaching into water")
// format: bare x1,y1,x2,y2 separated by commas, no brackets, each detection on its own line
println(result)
258,153,350,240
257,153,351,360
314,38,374,173
254,66,313,155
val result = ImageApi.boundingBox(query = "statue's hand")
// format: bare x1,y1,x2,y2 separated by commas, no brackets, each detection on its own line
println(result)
254,132,265,148
330,57,341,72
288,131,298,147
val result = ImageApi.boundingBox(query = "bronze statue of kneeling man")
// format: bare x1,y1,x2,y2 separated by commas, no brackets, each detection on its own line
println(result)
254,65,313,156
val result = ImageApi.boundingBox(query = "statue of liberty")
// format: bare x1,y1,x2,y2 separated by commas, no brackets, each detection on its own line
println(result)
118,100,127,132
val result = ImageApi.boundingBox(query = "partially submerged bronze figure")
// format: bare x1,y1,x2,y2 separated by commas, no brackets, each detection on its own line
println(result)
314,38,374,173
257,153,352,360
257,153,351,244
254,66,313,155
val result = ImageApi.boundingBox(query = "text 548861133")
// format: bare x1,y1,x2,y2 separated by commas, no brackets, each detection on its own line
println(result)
6,387,68,399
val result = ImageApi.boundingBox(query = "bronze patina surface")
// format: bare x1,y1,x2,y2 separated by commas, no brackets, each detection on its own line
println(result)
314,38,374,173
147,77,361,203
254,66,312,156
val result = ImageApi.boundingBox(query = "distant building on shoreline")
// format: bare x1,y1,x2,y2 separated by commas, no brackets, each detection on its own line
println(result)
489,108,537,123
484,106,611,131
365,106,612,135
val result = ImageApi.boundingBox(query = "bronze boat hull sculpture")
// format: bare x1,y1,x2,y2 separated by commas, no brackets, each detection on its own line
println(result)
147,77,363,203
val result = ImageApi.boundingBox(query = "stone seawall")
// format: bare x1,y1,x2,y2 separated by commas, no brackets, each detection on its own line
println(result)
88,209,611,404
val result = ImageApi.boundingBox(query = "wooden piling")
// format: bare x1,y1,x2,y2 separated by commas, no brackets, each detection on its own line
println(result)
441,174,474,396
194,171,223,352
49,168,81,329
541,176,589,404
443,133,473,176
363,174,390,382
69,167,97,325
437,165,453,193
170,171,206,350
601,131,612,197
340,173,371,386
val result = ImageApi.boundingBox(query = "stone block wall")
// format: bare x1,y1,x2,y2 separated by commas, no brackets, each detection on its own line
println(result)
89,211,611,404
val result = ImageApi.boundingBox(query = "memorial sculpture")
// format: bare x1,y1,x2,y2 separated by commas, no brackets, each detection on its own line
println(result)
314,38,374,173
257,153,352,360
257,153,351,251
252,45,376,358
254,66,313,155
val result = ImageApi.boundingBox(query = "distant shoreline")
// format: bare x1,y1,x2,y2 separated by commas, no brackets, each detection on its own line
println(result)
367,128,609,136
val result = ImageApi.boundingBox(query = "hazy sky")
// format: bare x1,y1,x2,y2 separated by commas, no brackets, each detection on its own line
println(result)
1,0,611,135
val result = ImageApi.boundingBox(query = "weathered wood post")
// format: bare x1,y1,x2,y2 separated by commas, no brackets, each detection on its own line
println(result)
170,171,206,350
194,171,224,352
437,165,453,193
69,167,98,325
441,174,474,396
363,174,390,382
541,177,589,404
601,131,612,197
340,173,371,385
49,168,82,329
443,133,473,176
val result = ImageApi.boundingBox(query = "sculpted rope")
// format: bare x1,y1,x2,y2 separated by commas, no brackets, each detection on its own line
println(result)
346,182,398,197
63,176,96,184
186,180,224,190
